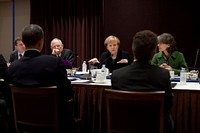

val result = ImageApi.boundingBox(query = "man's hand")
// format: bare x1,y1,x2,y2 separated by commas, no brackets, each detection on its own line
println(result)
52,49,60,55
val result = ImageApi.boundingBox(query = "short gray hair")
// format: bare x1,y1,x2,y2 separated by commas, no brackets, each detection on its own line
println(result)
50,38,63,47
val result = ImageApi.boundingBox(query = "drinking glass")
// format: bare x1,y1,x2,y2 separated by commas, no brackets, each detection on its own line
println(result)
90,65,98,78
71,67,78,76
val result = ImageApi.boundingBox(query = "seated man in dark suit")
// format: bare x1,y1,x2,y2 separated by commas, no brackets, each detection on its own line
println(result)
8,37,26,64
111,30,174,133
6,24,74,133
50,38,75,66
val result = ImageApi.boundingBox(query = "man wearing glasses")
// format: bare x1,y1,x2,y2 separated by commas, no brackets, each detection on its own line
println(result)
50,38,75,65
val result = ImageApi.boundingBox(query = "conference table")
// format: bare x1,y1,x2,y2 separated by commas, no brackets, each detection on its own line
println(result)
71,76,200,133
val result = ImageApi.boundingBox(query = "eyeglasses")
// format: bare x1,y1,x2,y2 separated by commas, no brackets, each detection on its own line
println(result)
52,44,62,48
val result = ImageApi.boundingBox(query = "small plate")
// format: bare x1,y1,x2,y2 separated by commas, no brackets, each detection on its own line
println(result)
92,80,105,83
68,77,77,81
76,71,89,75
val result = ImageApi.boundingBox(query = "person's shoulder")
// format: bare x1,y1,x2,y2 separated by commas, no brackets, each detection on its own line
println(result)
154,51,162,57
42,54,58,58
151,52,162,61
62,49,74,57
173,50,181,53
171,50,184,57
40,54,59,62
39,55,63,67
112,64,131,74
62,49,73,53
149,65,170,82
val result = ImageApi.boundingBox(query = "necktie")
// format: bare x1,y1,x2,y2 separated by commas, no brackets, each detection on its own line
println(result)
19,54,22,59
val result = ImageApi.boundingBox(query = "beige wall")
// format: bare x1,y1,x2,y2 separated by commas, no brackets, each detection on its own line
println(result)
0,0,30,62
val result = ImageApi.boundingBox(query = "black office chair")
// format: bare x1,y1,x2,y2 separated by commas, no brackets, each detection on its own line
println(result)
105,89,165,133
9,85,59,133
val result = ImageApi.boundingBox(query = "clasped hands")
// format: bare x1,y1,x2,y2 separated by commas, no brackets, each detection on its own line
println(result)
160,63,172,71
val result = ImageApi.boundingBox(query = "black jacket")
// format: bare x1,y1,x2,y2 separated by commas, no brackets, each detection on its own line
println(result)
99,49,131,73
112,61,174,133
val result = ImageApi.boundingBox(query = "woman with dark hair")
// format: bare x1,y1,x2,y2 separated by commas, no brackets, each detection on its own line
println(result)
151,33,188,75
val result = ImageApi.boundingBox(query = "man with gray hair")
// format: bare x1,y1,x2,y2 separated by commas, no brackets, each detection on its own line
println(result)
50,38,75,65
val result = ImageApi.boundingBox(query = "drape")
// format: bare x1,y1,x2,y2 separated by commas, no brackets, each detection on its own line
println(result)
30,0,103,67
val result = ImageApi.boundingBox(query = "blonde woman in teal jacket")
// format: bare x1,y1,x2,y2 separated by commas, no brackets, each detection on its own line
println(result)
151,33,188,75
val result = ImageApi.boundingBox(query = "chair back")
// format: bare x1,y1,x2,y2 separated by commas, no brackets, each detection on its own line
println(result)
10,85,58,133
105,89,165,133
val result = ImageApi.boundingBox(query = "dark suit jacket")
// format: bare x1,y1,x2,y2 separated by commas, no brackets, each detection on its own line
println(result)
99,49,132,72
9,50,19,63
6,50,74,132
0,54,7,79
60,49,75,65
111,61,174,133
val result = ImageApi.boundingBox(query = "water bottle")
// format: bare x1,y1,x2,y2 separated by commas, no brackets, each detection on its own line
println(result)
101,64,107,72
180,67,187,85
101,64,107,81
82,61,87,73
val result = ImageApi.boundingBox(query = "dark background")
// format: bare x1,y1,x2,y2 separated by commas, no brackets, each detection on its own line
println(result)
104,0,200,68
30,0,200,68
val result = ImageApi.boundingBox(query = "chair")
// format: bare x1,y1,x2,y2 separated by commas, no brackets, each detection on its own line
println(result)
104,89,165,133
9,85,59,133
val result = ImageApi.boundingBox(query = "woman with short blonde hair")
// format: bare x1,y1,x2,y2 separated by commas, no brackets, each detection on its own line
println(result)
88,35,131,72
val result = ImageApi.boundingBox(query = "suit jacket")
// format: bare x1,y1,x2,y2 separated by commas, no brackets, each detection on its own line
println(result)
0,54,7,78
6,50,74,132
111,61,174,133
99,49,132,72
151,51,188,75
60,49,75,65
9,50,18,63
